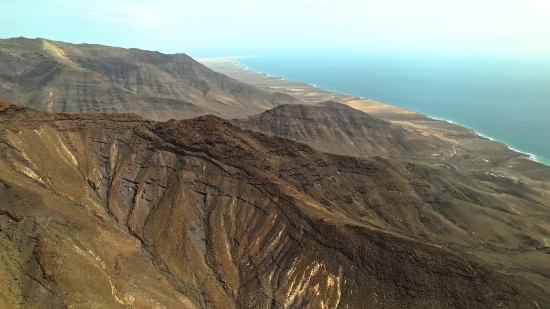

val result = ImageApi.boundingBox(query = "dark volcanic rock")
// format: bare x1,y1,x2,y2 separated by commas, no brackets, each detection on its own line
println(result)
0,99,549,308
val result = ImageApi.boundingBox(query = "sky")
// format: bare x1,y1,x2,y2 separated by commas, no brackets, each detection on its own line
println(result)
1,0,549,57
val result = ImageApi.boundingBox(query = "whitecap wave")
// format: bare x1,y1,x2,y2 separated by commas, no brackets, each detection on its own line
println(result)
475,132,496,142
508,147,539,162
471,132,540,162
430,117,455,125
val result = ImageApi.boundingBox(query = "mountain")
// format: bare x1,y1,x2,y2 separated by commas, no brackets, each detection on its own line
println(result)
0,37,298,121
233,101,450,158
1,99,549,308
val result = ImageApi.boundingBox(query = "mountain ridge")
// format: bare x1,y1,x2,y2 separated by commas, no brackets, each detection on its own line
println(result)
1,99,550,308
233,101,451,158
0,37,299,121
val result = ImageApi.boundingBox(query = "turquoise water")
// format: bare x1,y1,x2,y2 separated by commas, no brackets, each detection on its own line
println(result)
238,52,550,166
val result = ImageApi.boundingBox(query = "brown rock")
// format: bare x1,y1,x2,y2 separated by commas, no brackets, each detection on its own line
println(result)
0,100,548,308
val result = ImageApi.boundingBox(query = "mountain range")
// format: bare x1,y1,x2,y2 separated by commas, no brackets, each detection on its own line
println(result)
0,37,298,121
1,100,550,308
1,38,550,309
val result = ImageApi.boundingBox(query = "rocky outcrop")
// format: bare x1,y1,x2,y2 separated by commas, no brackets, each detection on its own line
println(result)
0,38,299,121
0,100,549,308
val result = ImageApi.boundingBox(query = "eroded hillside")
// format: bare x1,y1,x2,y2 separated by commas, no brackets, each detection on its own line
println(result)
1,100,549,308
233,102,450,158
0,38,298,121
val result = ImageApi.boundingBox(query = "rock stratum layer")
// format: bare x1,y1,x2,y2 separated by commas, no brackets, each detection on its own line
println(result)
0,38,298,121
233,102,449,158
1,100,549,308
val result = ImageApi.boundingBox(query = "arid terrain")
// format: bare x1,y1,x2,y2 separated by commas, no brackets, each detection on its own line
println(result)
233,101,451,158
0,38,298,121
203,57,550,204
1,100,550,308
0,41,549,309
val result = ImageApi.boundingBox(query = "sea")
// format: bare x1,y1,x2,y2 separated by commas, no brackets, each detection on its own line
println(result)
237,51,550,166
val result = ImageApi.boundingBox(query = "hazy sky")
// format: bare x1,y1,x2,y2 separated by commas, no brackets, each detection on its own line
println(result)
2,0,549,56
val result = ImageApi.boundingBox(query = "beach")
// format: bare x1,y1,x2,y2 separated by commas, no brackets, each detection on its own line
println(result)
200,57,550,192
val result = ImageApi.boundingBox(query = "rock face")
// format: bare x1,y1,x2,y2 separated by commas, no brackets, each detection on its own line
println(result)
1,100,549,309
233,102,449,158
0,38,298,121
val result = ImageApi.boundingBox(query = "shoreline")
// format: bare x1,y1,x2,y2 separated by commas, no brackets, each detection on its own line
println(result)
232,59,359,99
200,57,549,174
231,58,544,166
422,116,541,164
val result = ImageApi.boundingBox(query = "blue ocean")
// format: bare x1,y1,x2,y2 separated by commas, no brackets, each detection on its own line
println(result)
238,52,550,166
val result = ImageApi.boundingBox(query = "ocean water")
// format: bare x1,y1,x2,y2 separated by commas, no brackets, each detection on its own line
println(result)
238,52,550,166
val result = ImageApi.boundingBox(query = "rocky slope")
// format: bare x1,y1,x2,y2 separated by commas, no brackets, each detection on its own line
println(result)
0,38,298,121
1,100,550,308
233,102,450,158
